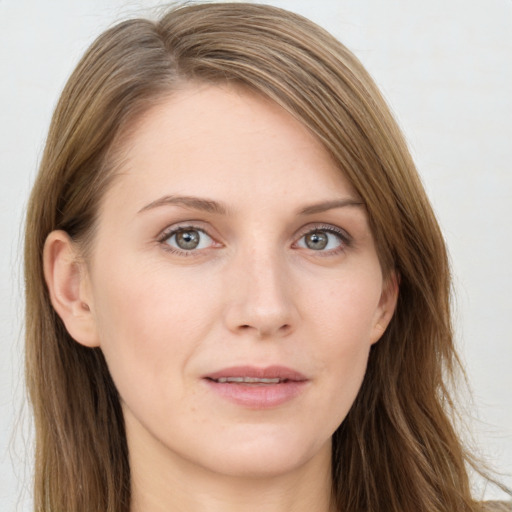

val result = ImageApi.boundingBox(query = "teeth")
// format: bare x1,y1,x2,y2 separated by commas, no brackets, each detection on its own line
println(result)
216,377,282,384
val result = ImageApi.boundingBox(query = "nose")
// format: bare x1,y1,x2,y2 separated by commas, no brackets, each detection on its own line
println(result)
223,247,299,339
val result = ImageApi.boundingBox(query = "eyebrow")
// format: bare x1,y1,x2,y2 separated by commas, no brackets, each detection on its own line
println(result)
298,198,365,215
138,195,229,215
137,195,365,216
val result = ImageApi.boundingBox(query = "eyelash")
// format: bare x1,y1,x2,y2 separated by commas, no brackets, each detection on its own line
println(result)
295,224,352,256
157,224,216,257
157,223,352,257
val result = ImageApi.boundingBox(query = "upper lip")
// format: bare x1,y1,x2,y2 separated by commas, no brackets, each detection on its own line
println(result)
204,365,308,383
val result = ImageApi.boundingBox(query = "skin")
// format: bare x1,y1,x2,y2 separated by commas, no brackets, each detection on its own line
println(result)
44,84,398,512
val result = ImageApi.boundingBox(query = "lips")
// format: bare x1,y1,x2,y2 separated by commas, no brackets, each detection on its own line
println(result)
205,365,307,382
213,376,282,384
203,366,308,408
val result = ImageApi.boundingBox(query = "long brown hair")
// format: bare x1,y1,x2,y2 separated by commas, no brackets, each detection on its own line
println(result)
24,3,505,511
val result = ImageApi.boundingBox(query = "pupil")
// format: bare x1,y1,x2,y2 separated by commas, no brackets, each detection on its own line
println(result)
306,231,328,250
176,230,200,250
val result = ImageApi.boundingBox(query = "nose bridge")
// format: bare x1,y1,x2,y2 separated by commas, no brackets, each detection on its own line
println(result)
224,237,298,337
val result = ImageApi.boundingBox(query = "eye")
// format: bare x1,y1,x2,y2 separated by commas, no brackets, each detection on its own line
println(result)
295,226,350,253
161,226,216,253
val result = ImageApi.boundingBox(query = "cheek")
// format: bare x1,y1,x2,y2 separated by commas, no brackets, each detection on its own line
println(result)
307,269,383,344
90,260,220,396
302,272,382,418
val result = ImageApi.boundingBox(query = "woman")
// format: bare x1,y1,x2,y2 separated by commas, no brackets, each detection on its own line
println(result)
24,3,510,511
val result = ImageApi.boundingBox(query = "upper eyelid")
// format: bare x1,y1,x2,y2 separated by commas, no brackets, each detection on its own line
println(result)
293,223,351,242
158,221,214,241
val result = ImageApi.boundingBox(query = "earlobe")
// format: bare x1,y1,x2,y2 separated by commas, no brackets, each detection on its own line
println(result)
43,230,100,347
370,271,399,345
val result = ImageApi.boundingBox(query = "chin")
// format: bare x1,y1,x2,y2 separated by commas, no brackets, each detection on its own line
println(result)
195,429,332,479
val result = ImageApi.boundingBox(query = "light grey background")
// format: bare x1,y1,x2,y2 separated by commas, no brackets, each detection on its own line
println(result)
1,0,511,509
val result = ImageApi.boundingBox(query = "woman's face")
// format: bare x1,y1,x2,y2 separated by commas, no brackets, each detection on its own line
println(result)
81,84,397,479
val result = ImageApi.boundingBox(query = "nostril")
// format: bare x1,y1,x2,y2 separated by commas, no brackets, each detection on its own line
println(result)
237,323,290,335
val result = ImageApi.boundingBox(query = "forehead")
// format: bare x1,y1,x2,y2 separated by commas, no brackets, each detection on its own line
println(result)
105,83,358,215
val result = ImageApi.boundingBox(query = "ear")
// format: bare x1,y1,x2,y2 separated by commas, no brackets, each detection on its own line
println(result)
43,230,100,347
370,271,399,345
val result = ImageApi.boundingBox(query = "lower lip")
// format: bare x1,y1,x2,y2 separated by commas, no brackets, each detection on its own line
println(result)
203,379,307,408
